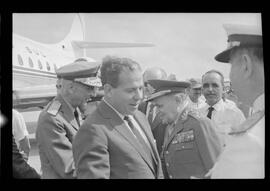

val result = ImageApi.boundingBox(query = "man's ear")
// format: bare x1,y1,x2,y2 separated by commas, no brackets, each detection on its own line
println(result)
241,53,253,79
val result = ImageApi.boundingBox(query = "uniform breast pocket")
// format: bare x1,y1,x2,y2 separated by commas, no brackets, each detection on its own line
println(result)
173,142,197,163
175,142,194,151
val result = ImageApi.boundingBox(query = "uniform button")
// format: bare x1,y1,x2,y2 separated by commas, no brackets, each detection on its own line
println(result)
169,175,173,179
165,151,169,154
166,163,169,167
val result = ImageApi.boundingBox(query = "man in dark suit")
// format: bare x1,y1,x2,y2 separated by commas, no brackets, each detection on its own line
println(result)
139,67,168,155
36,60,101,179
147,79,222,179
73,56,163,179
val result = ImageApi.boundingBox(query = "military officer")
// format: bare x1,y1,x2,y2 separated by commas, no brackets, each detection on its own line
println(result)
139,67,168,155
209,24,264,178
36,60,101,179
147,79,222,179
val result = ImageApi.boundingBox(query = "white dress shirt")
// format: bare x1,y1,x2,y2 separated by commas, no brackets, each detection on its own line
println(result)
103,99,151,148
146,102,158,123
210,93,265,178
199,99,246,146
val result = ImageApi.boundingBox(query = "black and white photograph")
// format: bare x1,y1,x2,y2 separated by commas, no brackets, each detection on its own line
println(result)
8,13,264,179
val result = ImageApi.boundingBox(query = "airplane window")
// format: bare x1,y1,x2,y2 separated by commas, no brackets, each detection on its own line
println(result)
38,60,43,70
46,62,51,71
26,46,32,53
28,57,34,68
17,55,24,66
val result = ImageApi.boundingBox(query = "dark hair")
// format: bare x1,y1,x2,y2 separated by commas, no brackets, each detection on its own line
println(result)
100,55,142,88
202,69,224,86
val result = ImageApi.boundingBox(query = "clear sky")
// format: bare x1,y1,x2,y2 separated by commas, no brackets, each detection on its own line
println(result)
13,13,261,81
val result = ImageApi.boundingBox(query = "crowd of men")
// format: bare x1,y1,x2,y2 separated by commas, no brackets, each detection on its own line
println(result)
12,23,264,179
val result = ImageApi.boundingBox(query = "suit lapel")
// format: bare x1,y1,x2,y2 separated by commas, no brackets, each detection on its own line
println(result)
134,113,159,166
98,101,156,174
57,95,79,131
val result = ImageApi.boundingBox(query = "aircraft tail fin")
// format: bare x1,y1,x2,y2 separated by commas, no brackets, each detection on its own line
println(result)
51,13,86,58
53,14,155,60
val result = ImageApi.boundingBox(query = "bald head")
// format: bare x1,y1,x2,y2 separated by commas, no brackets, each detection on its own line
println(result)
143,67,167,82
143,67,167,98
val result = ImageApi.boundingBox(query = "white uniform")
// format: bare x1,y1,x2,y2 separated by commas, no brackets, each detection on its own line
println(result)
199,99,246,146
210,94,264,178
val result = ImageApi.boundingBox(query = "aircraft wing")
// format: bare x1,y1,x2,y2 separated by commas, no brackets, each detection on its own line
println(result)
13,85,57,109
72,41,155,49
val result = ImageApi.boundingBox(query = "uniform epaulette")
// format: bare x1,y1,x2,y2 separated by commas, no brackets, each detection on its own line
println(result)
229,110,264,136
179,108,200,122
46,100,61,116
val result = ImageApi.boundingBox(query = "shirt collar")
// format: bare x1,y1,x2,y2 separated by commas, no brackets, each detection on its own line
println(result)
206,98,224,112
103,98,125,120
252,93,264,113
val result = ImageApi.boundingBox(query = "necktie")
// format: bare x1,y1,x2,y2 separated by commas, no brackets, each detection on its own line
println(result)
124,116,154,162
207,106,214,119
74,109,80,126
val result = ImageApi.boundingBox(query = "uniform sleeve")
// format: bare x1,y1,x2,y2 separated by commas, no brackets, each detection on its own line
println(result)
72,122,110,179
12,110,29,142
12,136,40,179
36,113,75,178
195,117,223,171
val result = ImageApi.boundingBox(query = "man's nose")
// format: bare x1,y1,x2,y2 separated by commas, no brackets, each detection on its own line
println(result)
208,85,213,91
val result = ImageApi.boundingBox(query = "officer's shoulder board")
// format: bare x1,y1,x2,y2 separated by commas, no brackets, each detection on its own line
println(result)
229,110,264,136
46,100,61,116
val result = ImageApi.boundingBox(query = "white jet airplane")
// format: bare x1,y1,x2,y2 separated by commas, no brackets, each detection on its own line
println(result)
13,13,154,109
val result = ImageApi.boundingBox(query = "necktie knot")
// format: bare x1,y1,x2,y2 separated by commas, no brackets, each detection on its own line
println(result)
124,116,134,128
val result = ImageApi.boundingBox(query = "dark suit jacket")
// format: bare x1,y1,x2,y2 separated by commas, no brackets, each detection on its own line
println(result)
12,135,40,179
139,101,167,155
36,94,79,179
73,100,164,179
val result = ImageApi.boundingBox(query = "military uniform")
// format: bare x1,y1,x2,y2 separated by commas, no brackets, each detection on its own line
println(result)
36,95,79,178
210,24,264,178
210,94,264,178
36,60,101,179
161,110,222,179
147,79,223,179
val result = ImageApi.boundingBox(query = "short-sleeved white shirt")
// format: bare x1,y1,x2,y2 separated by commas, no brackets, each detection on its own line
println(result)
199,99,246,145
